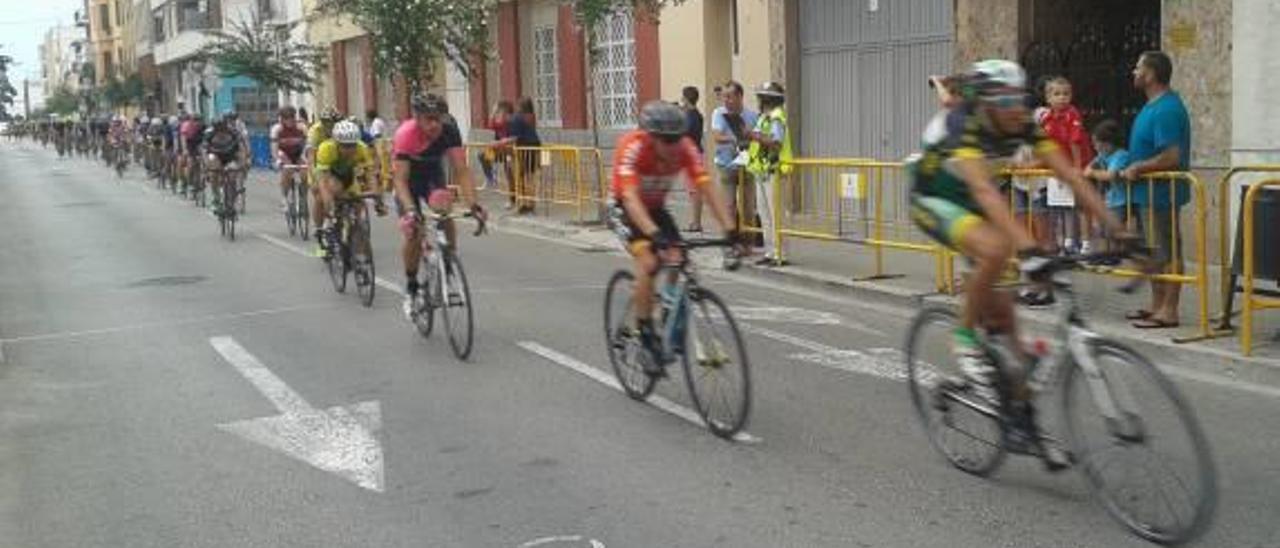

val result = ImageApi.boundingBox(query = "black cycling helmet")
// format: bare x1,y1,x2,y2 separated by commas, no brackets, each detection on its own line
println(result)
410,93,448,116
639,101,686,138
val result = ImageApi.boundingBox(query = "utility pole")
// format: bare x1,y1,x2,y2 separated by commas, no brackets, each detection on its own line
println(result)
23,78,30,118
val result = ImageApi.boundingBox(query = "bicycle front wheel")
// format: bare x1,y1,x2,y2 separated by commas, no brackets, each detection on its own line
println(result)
353,216,376,308
603,270,655,401
1062,339,1217,544
285,185,298,236
904,306,1007,476
438,248,474,360
680,286,751,439
327,226,348,293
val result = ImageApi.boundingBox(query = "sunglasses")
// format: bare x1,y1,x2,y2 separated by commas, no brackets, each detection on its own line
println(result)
655,133,683,144
983,93,1029,109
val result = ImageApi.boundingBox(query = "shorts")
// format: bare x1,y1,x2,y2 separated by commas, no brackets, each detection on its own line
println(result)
607,198,681,255
208,150,238,167
910,194,985,251
407,178,452,213
1132,206,1183,268
280,148,304,165
184,140,202,157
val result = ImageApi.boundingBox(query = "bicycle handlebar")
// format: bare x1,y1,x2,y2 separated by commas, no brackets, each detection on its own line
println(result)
424,208,488,237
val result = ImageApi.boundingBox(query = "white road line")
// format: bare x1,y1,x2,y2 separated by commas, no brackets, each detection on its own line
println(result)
0,303,328,345
517,341,761,443
210,337,385,492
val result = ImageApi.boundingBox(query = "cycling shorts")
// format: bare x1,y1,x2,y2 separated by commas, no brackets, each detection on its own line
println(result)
910,194,985,251
607,198,681,255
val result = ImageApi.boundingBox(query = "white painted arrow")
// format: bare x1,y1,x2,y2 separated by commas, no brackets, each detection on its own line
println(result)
210,336,385,492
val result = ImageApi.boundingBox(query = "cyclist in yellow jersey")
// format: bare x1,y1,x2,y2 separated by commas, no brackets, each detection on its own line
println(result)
306,106,343,232
908,59,1132,408
314,120,384,257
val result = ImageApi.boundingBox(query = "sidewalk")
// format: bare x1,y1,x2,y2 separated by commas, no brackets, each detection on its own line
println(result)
473,178,1280,376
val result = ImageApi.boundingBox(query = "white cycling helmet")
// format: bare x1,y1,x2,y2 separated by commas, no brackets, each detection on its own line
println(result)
968,59,1026,92
332,120,361,145
151,117,164,126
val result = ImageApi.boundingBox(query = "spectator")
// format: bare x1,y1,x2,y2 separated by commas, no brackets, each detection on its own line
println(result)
298,107,310,126
746,81,793,267
1083,119,1132,265
710,81,760,250
501,97,542,214
366,109,386,139
1039,76,1094,253
1119,51,1192,329
366,109,389,192
479,100,515,191
681,86,707,232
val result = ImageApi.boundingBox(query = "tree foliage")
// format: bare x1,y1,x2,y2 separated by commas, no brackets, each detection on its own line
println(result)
316,0,495,93
0,46,18,118
196,13,327,94
44,85,80,116
100,73,145,109
569,0,686,34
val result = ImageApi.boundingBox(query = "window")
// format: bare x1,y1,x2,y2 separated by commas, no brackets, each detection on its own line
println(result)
730,0,740,56
98,5,111,34
592,10,636,129
116,0,125,27
153,11,165,42
232,86,279,134
533,26,561,125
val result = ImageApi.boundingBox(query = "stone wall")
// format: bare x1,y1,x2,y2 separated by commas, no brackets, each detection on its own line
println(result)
1163,0,1232,169
954,0,1019,68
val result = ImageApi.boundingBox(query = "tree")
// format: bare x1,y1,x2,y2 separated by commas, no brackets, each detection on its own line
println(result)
196,13,328,94
44,85,80,116
316,0,495,93
0,45,18,119
570,0,686,32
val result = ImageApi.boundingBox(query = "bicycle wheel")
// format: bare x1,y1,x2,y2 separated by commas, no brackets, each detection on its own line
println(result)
438,247,475,360
603,270,656,400
1062,339,1217,544
223,182,237,241
327,223,348,293
904,306,1007,476
413,254,436,338
238,173,247,214
680,286,751,439
353,216,376,307
286,184,298,236
298,186,311,240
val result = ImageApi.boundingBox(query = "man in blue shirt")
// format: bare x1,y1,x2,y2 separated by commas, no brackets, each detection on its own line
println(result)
1120,51,1191,329
709,81,760,246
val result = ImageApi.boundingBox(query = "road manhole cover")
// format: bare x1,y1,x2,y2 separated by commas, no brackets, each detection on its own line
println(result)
127,275,208,288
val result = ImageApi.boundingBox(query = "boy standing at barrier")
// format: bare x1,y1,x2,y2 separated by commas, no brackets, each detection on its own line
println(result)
1038,76,1094,255
1083,119,1132,266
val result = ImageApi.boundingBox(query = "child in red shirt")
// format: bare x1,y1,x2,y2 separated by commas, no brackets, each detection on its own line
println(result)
1037,76,1095,253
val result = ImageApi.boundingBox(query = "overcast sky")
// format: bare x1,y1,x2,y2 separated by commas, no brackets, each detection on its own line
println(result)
1,0,88,81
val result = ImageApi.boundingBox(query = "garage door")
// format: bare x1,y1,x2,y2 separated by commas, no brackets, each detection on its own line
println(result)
798,0,953,160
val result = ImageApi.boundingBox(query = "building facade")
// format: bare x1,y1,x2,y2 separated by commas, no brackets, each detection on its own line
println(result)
87,0,129,85
40,25,86,94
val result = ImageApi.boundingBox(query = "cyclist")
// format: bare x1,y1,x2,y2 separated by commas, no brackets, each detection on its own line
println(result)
107,116,128,164
392,93,486,319
313,120,385,257
908,59,1129,407
608,101,738,377
306,107,342,234
147,116,168,177
178,113,205,187
204,112,246,212
270,106,308,211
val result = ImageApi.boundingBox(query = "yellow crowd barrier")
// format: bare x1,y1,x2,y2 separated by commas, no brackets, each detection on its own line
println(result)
1215,166,1280,337
999,169,1210,340
776,158,953,292
462,143,606,224
1239,178,1280,356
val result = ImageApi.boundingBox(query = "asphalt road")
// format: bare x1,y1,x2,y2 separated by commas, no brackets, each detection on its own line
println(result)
2,141,1279,548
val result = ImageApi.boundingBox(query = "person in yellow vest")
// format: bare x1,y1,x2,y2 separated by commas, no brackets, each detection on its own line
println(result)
746,81,794,266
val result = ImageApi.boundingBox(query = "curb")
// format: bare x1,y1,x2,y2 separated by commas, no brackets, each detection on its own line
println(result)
493,213,1280,390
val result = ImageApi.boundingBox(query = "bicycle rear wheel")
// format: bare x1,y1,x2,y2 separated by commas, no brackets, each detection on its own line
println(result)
413,254,436,338
603,270,655,400
438,248,474,360
223,182,237,241
298,185,311,240
905,306,1007,476
353,215,376,307
680,286,751,439
285,184,298,236
1062,339,1217,544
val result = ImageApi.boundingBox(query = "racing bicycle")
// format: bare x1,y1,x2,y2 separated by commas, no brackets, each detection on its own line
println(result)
408,207,486,360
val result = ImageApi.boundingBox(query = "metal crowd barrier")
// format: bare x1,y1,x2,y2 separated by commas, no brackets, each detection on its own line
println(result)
776,158,952,292
1000,169,1210,341
1239,178,1280,356
1214,166,1280,343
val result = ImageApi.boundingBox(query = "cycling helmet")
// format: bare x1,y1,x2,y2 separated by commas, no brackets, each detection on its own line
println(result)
152,117,164,126
278,105,297,118
168,115,179,126
319,106,341,123
410,93,447,116
221,110,238,122
755,81,785,98
965,59,1027,97
638,101,686,137
332,120,361,145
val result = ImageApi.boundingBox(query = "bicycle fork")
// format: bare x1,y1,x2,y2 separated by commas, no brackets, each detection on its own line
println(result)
1068,329,1147,442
